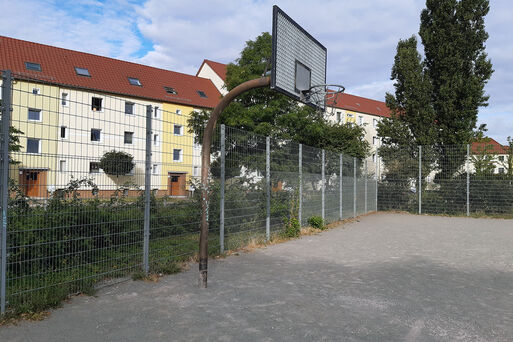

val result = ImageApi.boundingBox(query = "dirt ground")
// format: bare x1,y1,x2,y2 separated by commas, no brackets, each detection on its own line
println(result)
1,212,512,341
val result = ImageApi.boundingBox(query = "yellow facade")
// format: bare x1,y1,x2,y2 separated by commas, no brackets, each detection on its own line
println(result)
345,110,357,124
9,81,59,192
161,103,195,194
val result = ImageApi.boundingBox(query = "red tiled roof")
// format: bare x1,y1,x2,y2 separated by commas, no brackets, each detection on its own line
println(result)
197,59,227,81
0,36,221,109
471,138,508,155
328,92,391,118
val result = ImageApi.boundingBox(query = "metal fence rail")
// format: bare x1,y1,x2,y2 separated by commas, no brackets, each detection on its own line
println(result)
0,70,377,314
378,143,513,216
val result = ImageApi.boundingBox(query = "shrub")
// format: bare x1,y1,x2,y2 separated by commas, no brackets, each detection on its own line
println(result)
285,217,300,238
99,150,135,176
308,216,325,230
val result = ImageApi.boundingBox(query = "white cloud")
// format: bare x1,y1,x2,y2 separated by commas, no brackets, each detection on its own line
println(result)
0,0,511,141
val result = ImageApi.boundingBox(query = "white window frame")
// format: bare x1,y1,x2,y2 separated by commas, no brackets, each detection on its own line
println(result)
61,92,69,106
373,118,378,128
152,164,159,175
91,97,103,112
153,134,159,146
193,166,200,177
373,136,378,146
176,109,182,115
26,138,41,154
358,116,364,125
59,160,66,172
173,124,183,136
124,131,134,144
32,88,40,95
89,161,101,174
336,111,341,123
173,149,183,162
125,101,135,115
154,106,160,118
91,128,102,142
28,108,42,122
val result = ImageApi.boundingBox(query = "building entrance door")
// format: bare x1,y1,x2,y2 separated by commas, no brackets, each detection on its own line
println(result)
167,173,186,196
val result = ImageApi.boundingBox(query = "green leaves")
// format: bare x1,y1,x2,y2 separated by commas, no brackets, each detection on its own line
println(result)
99,150,135,177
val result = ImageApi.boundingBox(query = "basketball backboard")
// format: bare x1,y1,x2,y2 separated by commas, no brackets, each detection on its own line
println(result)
270,5,327,111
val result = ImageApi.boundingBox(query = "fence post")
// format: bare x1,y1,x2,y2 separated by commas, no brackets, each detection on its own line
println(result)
418,145,422,215
1,70,12,315
467,144,470,216
219,125,225,252
375,156,379,212
353,157,357,218
298,144,302,227
143,105,153,274
364,160,368,213
321,149,325,222
266,136,270,240
339,154,343,220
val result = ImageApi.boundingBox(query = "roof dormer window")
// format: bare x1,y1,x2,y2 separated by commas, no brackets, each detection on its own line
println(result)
128,77,142,86
75,67,91,77
25,62,41,71
164,86,177,94
197,90,207,98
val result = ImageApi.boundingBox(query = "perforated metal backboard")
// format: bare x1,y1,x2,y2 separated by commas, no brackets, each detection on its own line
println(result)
271,5,327,111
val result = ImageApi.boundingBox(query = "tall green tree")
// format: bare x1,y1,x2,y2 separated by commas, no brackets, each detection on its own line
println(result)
378,0,493,179
188,32,369,177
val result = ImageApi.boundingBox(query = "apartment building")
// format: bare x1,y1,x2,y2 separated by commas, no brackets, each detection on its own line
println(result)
0,36,221,198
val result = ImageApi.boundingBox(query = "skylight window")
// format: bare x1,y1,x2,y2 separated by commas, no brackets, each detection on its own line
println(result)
128,77,142,86
25,62,41,71
197,90,207,98
164,86,177,94
75,67,91,77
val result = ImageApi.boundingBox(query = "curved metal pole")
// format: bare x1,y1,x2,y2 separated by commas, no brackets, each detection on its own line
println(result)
199,76,270,288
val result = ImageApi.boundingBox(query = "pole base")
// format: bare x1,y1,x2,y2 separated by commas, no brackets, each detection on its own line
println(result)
198,270,208,288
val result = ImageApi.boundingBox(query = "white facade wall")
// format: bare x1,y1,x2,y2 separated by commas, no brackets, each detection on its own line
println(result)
197,64,227,95
56,88,162,191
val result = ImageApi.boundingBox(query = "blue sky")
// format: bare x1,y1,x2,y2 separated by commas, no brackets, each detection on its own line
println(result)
1,0,511,144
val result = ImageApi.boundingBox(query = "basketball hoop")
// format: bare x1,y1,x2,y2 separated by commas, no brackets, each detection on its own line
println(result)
300,84,345,114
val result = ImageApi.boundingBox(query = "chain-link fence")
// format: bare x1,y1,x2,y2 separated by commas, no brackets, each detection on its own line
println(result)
378,143,513,216
0,70,376,315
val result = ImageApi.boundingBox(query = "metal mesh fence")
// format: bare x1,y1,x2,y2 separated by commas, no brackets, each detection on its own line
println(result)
378,144,513,216
0,70,377,314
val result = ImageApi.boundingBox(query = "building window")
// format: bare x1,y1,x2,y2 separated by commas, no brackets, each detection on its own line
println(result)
75,67,91,77
498,167,505,174
91,129,101,142
336,111,341,123
372,153,376,163
174,125,183,136
25,62,42,71
92,97,102,111
176,109,182,115
32,88,40,95
154,106,159,118
153,134,159,146
28,108,41,121
164,86,177,94
125,102,134,115
358,116,363,125
128,77,142,86
152,164,159,175
124,131,134,144
373,136,378,146
498,156,505,162
173,149,182,162
197,90,207,98
373,118,378,128
347,113,354,119
59,160,66,172
60,126,67,139
62,93,68,106
193,166,200,177
89,162,100,173
26,138,40,154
